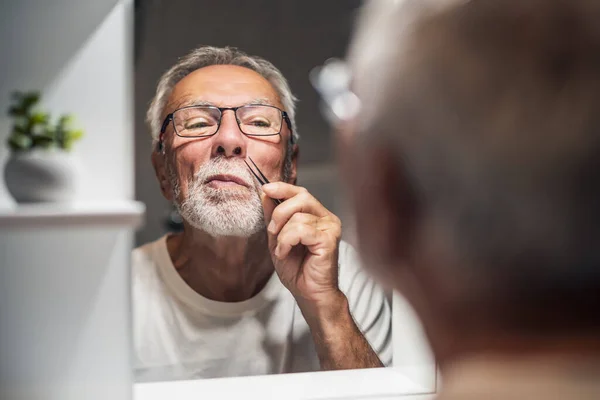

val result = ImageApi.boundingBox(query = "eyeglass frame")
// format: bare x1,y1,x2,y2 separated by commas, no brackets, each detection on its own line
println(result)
309,58,361,126
158,103,294,151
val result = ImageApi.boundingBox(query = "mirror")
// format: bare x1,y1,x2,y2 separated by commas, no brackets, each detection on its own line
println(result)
132,0,434,386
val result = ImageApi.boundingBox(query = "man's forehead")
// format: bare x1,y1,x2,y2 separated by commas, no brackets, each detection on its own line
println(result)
166,64,282,111
169,95,276,110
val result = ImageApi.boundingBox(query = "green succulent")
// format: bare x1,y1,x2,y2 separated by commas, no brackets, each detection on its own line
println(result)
6,91,85,152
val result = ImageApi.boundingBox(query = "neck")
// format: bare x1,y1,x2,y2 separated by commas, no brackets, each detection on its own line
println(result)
440,350,600,400
166,224,274,302
431,322,600,368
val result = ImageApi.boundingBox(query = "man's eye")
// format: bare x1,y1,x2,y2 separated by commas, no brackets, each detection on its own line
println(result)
185,120,211,129
249,119,271,127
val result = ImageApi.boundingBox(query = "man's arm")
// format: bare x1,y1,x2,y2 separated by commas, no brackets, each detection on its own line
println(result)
304,290,384,370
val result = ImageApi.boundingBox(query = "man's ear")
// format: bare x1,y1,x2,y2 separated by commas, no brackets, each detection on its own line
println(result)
151,147,174,202
351,146,417,272
287,144,299,185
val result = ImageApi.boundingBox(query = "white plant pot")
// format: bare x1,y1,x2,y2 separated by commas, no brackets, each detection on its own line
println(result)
4,149,79,203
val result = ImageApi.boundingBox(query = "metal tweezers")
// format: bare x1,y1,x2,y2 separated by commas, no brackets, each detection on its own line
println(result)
244,157,283,205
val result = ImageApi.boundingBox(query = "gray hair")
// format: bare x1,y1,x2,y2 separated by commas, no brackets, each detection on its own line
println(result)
351,0,600,332
146,46,299,147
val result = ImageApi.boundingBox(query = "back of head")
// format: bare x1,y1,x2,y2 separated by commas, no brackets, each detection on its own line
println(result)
348,0,600,338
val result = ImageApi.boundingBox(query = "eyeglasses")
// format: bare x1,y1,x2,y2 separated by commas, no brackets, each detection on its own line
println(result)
309,58,361,125
160,104,294,144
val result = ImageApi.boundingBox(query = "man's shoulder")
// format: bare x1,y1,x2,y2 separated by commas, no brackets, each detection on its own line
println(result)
337,239,373,289
336,239,392,362
337,239,362,271
131,235,167,271
337,239,386,301
130,235,172,303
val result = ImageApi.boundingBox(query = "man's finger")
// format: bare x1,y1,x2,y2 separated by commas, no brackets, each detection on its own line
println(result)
287,212,320,227
268,190,330,235
262,182,310,202
274,222,323,260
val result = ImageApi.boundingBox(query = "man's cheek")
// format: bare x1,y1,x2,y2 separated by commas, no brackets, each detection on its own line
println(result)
334,123,361,186
171,166,193,201
256,153,284,182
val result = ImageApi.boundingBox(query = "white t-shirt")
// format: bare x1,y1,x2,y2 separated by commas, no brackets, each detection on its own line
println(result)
132,235,392,382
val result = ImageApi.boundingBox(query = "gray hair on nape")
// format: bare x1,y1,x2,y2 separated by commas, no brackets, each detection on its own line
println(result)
349,0,600,333
146,45,299,150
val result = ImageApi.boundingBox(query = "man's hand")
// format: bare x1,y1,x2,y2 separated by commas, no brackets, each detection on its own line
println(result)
261,182,384,370
261,182,343,318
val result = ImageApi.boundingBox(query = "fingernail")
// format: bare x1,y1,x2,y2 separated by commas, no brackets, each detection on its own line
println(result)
268,220,276,234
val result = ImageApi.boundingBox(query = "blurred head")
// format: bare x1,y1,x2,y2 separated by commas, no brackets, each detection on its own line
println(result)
341,0,600,365
147,46,298,237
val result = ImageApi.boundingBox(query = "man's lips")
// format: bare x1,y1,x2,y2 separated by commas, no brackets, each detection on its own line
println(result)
204,174,250,188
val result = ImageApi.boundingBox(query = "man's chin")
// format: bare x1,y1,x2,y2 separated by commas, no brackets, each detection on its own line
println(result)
178,197,265,238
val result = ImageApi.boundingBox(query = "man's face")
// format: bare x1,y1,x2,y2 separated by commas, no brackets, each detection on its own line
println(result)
155,65,295,237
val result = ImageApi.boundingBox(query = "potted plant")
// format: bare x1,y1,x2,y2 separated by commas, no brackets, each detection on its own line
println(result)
4,91,84,203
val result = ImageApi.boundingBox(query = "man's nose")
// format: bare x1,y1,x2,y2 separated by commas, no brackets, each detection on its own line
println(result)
211,110,247,158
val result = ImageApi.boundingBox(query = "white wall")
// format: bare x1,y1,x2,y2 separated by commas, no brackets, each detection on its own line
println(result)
0,0,134,205
0,227,135,400
0,3,138,399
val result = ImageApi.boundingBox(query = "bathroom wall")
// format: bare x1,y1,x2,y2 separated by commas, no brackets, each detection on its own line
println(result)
0,0,135,205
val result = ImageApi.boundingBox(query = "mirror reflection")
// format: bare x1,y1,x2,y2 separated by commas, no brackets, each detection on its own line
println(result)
133,0,393,382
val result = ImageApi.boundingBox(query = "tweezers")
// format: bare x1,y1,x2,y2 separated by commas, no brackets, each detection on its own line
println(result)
244,157,283,206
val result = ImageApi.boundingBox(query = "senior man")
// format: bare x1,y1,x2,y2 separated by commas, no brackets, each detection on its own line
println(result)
329,0,600,399
132,46,392,382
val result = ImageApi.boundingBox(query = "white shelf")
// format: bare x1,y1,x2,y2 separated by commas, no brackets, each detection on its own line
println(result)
0,200,145,228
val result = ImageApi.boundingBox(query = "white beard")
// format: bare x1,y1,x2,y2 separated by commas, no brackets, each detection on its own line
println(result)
169,157,265,238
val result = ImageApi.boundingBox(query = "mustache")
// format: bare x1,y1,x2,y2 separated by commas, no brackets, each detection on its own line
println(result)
194,158,259,189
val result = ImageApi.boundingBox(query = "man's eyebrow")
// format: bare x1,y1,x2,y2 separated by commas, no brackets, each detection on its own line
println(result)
169,97,277,111
170,98,213,110
246,98,274,106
